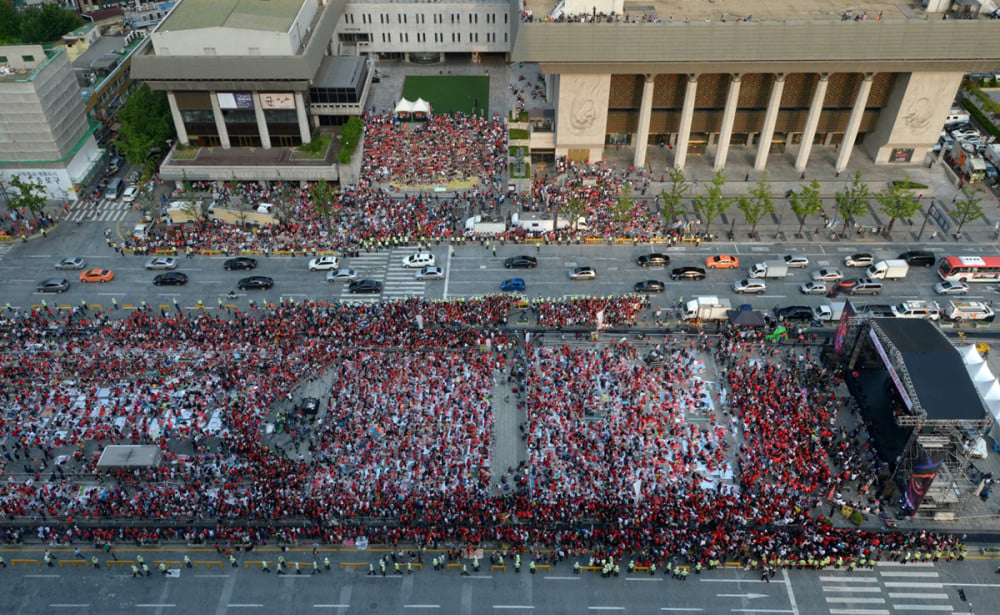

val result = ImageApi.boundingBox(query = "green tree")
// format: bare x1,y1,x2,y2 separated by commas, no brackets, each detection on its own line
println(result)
310,179,340,220
692,169,729,234
788,179,824,237
611,184,634,225
660,168,690,225
951,185,986,235
562,196,587,230
18,4,82,44
736,177,775,237
116,84,175,177
6,175,48,221
0,1,20,43
874,181,922,236
834,171,871,235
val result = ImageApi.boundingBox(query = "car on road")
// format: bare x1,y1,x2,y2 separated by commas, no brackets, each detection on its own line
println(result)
934,280,969,295
122,185,140,202
500,278,526,292
153,272,188,286
670,266,707,281
79,268,114,283
224,257,257,271
348,279,383,294
800,281,828,295
416,266,445,280
898,250,936,267
783,254,810,268
504,255,538,269
308,255,340,271
636,253,670,268
633,280,666,293
844,253,874,267
402,253,435,269
297,397,320,417
705,254,739,269
145,256,177,270
774,305,816,322
732,278,767,294
237,276,274,290
326,268,358,282
568,266,597,280
36,278,70,293
55,257,86,270
811,268,843,282
836,277,883,295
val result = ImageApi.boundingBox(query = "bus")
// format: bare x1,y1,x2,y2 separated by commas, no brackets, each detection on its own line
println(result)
937,255,1000,282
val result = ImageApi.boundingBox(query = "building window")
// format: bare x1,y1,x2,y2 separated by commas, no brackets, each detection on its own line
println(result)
203,48,216,55
21,55,34,62
248,47,259,55
0,56,7,63
401,32,408,43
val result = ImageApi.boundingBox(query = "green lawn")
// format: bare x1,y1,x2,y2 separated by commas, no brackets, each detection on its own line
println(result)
401,75,490,116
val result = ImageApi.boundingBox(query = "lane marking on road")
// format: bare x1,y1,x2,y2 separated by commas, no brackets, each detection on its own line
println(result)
25,574,60,578
137,605,176,608
878,571,940,577
889,606,955,612
660,609,705,612
730,610,795,614
227,605,263,608
492,606,534,610
887,593,949,599
313,606,350,609
883,582,944,589
587,608,625,611
196,574,231,578
876,561,933,567
781,568,800,615
543,576,580,581
700,579,768,583
822,586,881,592
824,597,886,603
819,576,878,582
403,606,440,609
48,605,89,608
626,577,662,582
827,610,889,615
941,582,1000,587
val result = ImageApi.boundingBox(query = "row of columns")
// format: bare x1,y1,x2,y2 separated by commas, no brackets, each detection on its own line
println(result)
166,91,313,149
632,72,875,172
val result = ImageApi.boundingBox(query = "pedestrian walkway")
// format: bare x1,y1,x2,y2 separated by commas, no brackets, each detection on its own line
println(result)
820,561,959,615
0,241,15,264
65,198,131,223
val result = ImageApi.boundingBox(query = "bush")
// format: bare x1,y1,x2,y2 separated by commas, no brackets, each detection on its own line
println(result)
891,180,928,190
849,510,864,526
961,98,1000,142
337,117,363,164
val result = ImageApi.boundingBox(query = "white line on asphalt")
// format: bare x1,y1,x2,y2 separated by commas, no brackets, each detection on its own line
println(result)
48,605,89,608
878,571,940,577
587,608,625,611
543,576,580,581
887,593,949,599
492,606,534,610
941,582,1000,587
137,605,176,608
196,574,231,578
822,586,881,592
226,605,263,608
883,582,944,588
660,609,705,612
403,606,440,609
819,576,878,582
24,574,60,578
877,561,933,567
467,575,492,579
313,606,350,609
626,577,662,582
730,610,795,614
780,568,800,615
825,597,886,604
889,606,955,611
827,610,889,615
700,579,768,583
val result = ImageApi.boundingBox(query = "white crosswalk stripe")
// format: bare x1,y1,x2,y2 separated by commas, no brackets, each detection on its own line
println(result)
0,241,14,264
820,565,954,615
65,198,131,223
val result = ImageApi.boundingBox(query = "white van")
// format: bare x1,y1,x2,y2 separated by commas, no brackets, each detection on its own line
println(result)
106,177,124,199
944,107,970,126
132,223,149,239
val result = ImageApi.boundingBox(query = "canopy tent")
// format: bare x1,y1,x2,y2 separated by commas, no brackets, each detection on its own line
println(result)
961,344,985,365
394,98,415,120
978,379,1000,402
972,361,996,383
412,97,431,119
95,445,163,470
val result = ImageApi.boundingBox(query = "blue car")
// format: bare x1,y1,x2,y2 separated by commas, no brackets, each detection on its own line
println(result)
501,278,526,292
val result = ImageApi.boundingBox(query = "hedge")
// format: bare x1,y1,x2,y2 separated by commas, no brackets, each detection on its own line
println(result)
961,97,1000,142
338,117,363,164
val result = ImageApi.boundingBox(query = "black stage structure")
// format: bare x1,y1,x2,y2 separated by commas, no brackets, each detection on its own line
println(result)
840,316,992,520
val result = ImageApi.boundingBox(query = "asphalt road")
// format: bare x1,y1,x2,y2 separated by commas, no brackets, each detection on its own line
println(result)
0,546,996,615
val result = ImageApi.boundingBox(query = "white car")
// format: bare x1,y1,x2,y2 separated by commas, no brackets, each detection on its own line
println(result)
783,254,810,268
844,253,874,267
800,281,828,295
144,256,177,270
415,266,445,280
402,253,435,269
733,278,767,294
309,256,340,271
569,266,597,280
951,127,981,141
811,268,843,282
325,268,358,282
122,185,140,202
934,280,969,295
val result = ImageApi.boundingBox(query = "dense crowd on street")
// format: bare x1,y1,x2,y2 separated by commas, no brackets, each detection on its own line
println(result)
533,295,649,327
0,295,966,568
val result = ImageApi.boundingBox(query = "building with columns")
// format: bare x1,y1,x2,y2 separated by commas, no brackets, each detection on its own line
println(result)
513,0,1000,171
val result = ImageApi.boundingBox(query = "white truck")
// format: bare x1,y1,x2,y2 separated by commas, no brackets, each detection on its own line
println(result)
464,215,507,235
890,300,941,320
511,212,589,233
749,261,789,279
944,300,996,322
683,296,732,321
866,259,909,280
984,143,1000,168
813,301,847,323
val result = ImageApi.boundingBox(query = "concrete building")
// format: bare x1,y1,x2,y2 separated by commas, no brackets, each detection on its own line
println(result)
0,44,103,200
512,0,1000,170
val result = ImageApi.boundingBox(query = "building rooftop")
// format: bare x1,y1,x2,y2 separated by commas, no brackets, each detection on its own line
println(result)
522,0,913,23
161,0,304,32
314,55,367,88
0,46,62,83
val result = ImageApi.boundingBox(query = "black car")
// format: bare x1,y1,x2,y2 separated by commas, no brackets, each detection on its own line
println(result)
504,255,538,269
636,253,670,268
36,278,70,293
237,276,274,290
224,257,257,271
297,397,320,417
634,280,666,293
773,305,816,322
153,272,188,286
670,266,707,281
348,279,383,294
898,250,936,267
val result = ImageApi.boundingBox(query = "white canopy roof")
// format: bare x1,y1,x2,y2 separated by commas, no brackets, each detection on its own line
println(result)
394,98,415,114
961,344,985,365
412,98,431,113
978,379,1000,401
973,361,996,383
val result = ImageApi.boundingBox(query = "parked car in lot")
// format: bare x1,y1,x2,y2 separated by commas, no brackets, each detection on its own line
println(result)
224,257,257,271
36,278,70,293
568,266,597,280
325,268,358,282
504,255,538,269
55,257,86,270
402,253,435,269
79,268,114,283
732,278,767,294
705,254,739,269
415,266,445,280
670,266,707,281
145,256,177,270
153,272,188,286
934,280,969,295
500,278,526,292
634,280,666,293
636,253,670,268
844,253,874,267
237,276,274,290
348,279,383,294
800,281,828,295
811,268,843,282
308,255,340,271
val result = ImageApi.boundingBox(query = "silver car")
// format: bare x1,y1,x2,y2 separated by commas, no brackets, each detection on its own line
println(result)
325,268,358,282
145,256,178,270
55,256,86,270
415,266,445,280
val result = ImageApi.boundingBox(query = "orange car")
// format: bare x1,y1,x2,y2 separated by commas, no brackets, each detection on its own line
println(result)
705,255,739,269
79,268,114,283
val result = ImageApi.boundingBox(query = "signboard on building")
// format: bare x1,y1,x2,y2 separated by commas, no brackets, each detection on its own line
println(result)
259,93,295,110
890,148,914,163
217,92,254,110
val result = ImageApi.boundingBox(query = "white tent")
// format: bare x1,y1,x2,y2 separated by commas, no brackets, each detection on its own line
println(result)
978,379,1000,401
412,98,431,115
961,344,985,365
973,361,996,383
990,400,1000,423
394,98,415,115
